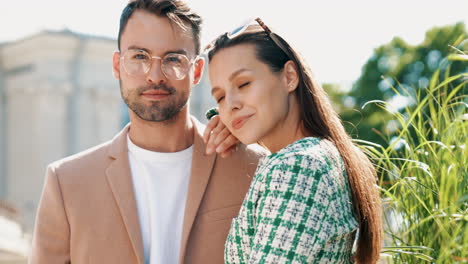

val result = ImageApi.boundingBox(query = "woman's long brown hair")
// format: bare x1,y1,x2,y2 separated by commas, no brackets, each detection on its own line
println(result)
208,28,383,263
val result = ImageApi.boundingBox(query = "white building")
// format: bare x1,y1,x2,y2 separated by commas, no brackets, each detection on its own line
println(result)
0,202,28,264
0,29,215,258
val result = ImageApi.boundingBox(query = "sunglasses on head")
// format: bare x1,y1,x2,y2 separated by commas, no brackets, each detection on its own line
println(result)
206,17,292,59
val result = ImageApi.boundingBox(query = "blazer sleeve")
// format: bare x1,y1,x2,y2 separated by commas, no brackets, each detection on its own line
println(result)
247,154,338,264
29,165,71,264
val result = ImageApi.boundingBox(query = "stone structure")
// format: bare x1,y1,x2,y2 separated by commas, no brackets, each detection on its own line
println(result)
0,29,215,240
0,201,28,264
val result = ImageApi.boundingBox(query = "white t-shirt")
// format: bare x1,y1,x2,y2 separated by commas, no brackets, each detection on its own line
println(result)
127,135,193,264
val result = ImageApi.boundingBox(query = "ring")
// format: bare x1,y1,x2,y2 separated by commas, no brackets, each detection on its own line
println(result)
205,107,219,120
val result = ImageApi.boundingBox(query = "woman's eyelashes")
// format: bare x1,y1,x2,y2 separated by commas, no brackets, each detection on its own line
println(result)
216,96,225,103
214,80,250,103
238,81,250,89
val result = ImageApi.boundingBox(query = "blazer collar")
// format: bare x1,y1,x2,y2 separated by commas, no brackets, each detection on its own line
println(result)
105,123,145,264
179,117,217,263
105,118,217,264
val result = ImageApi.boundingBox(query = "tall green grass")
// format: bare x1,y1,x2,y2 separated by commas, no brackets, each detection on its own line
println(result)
356,44,467,263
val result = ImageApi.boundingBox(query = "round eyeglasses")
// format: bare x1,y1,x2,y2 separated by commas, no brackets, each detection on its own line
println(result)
120,49,198,80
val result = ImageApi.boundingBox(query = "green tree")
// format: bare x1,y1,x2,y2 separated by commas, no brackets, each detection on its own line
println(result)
340,22,467,146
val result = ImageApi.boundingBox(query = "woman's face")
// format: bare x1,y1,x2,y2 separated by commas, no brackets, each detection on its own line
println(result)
209,44,293,145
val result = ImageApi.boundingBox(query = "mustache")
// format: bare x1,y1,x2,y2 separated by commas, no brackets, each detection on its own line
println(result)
137,84,176,94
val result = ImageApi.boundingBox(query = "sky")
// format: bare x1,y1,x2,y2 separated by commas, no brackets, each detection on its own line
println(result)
1,0,467,86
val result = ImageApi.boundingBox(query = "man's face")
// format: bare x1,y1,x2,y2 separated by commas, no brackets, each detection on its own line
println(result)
113,10,204,122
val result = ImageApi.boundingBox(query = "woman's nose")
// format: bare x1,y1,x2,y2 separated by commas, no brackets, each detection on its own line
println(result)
226,92,242,112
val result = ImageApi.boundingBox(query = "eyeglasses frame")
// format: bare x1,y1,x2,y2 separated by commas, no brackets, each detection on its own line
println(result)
119,48,199,80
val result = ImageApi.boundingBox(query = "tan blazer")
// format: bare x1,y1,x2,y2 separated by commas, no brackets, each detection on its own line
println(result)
30,118,265,264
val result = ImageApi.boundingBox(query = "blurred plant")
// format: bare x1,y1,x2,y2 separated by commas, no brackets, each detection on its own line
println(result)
340,22,468,147
355,43,467,263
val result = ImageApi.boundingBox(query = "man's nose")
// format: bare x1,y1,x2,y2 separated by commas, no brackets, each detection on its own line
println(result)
146,58,167,84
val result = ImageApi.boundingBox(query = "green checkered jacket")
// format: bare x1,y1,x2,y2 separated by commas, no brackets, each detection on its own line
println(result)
225,137,358,264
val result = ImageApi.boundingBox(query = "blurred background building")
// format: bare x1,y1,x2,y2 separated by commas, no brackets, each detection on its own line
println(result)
0,29,214,262
0,201,28,264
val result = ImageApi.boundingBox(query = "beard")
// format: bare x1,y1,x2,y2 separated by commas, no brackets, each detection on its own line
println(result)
120,81,189,122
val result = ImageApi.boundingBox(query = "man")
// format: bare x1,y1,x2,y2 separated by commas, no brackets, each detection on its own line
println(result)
30,0,264,263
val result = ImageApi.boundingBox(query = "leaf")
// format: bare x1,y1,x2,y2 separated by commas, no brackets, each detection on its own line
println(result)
448,54,468,61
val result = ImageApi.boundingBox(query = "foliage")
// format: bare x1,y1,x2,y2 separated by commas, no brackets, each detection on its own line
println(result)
356,48,467,263
339,23,468,147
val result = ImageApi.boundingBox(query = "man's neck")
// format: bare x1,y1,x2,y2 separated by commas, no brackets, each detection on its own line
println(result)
128,109,194,153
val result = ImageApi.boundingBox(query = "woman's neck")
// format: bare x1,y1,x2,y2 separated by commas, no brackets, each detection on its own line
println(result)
258,99,308,153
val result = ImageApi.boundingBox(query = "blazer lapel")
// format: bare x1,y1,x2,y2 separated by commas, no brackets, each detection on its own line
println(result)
179,118,217,263
105,124,144,264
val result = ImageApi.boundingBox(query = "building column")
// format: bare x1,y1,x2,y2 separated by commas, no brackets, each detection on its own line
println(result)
94,86,122,143
0,53,6,200
5,80,71,230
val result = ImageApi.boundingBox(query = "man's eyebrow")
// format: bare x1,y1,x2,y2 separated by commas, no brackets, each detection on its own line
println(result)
125,46,189,56
127,45,150,53
164,49,188,56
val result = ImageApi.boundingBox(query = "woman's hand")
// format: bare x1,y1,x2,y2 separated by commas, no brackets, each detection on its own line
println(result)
203,115,240,158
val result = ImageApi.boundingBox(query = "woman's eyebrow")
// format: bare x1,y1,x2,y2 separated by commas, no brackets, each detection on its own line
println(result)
228,68,252,82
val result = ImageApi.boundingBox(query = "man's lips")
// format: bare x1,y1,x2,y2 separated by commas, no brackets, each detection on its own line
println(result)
141,90,171,100
231,114,253,130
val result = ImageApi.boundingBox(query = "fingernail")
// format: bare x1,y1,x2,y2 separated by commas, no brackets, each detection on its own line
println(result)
216,146,223,153
206,147,213,155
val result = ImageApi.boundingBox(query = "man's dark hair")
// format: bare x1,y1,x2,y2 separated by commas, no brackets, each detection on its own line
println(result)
118,0,203,54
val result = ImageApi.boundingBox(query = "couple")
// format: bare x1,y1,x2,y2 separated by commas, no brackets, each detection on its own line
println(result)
30,0,382,263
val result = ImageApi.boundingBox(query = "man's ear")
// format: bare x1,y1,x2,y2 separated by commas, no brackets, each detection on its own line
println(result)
193,57,205,85
112,51,121,80
283,60,299,92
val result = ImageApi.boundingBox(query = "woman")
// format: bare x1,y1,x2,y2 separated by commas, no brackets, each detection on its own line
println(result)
204,18,382,263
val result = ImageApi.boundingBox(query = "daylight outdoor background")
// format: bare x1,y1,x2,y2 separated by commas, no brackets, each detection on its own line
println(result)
0,0,467,263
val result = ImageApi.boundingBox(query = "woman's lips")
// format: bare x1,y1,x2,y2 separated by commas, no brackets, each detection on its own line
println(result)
231,114,253,130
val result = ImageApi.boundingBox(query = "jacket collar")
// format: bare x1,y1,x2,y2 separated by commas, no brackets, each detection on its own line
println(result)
105,118,217,264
